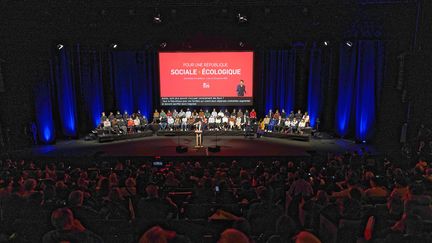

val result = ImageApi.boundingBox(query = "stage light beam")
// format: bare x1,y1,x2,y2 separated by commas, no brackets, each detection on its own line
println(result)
56,44,64,50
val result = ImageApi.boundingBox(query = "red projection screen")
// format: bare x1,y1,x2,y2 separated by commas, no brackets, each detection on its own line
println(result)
159,51,253,106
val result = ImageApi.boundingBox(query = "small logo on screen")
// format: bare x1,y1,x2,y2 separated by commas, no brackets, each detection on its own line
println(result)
202,82,210,88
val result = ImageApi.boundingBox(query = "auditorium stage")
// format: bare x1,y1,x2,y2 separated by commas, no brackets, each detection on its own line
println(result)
27,135,376,160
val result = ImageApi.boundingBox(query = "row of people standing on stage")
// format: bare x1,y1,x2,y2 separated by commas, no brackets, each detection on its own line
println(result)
98,111,148,134
260,109,310,134
152,108,258,131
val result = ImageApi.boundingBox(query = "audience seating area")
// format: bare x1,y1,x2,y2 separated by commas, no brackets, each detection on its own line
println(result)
0,153,431,242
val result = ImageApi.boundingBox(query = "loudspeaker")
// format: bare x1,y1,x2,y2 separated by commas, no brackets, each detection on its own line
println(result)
208,145,221,152
176,146,188,153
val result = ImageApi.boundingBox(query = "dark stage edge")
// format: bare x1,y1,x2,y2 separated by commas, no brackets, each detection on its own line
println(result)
27,135,377,161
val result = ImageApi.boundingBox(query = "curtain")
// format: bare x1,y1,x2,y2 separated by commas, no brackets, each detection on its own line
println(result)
110,51,156,119
262,49,296,114
54,48,78,137
35,77,55,144
335,40,384,141
77,45,104,128
307,46,322,128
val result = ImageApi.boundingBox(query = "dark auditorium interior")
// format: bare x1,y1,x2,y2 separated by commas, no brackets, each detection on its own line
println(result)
0,1,432,242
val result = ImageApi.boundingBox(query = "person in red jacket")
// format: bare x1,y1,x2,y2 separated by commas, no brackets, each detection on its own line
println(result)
249,109,257,124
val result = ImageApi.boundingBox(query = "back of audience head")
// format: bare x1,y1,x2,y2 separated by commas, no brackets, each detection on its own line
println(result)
51,207,74,230
139,226,176,243
218,228,250,243
68,190,84,207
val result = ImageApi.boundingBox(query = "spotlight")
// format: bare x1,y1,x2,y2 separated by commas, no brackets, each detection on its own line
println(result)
237,13,247,24
346,41,353,47
153,14,162,24
56,44,64,50
239,41,245,47
323,41,329,46
110,43,118,49
160,42,167,48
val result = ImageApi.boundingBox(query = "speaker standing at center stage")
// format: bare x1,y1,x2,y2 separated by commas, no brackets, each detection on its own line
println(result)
236,80,246,97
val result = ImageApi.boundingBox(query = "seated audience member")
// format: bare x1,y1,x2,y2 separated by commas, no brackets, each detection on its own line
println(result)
100,187,129,220
365,176,388,199
387,177,409,217
42,207,104,243
138,226,191,243
404,183,432,220
218,228,250,243
267,215,321,243
332,175,364,199
136,184,178,226
385,214,431,243
340,187,363,219
287,170,314,199
20,178,38,199
247,186,283,235
68,190,101,226
164,171,180,188
120,177,137,199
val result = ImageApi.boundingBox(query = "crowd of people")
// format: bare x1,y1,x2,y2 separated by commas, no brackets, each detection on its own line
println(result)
96,108,312,135
0,151,431,242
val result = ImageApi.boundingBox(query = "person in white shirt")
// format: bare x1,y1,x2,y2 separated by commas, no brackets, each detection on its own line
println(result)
185,108,192,119
181,116,188,131
222,115,229,131
167,116,174,131
103,119,111,127
211,108,218,118
236,116,242,130
208,116,215,131
103,119,112,134
218,110,224,118
133,116,141,132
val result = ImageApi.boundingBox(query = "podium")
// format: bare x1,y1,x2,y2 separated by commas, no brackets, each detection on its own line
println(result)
195,130,203,148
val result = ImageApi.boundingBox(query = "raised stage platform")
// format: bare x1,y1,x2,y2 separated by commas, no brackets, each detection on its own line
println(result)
27,134,376,162
98,130,311,143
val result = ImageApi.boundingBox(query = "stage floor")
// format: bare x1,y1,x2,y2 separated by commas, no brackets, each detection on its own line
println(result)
28,135,376,159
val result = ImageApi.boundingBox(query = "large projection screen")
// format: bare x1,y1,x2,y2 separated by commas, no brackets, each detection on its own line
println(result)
159,51,253,106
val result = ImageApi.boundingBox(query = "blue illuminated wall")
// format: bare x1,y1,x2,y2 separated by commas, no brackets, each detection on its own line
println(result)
35,80,55,143
111,51,155,119
335,43,357,137
55,48,78,137
77,45,104,128
307,47,322,128
335,40,384,141
262,49,296,114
